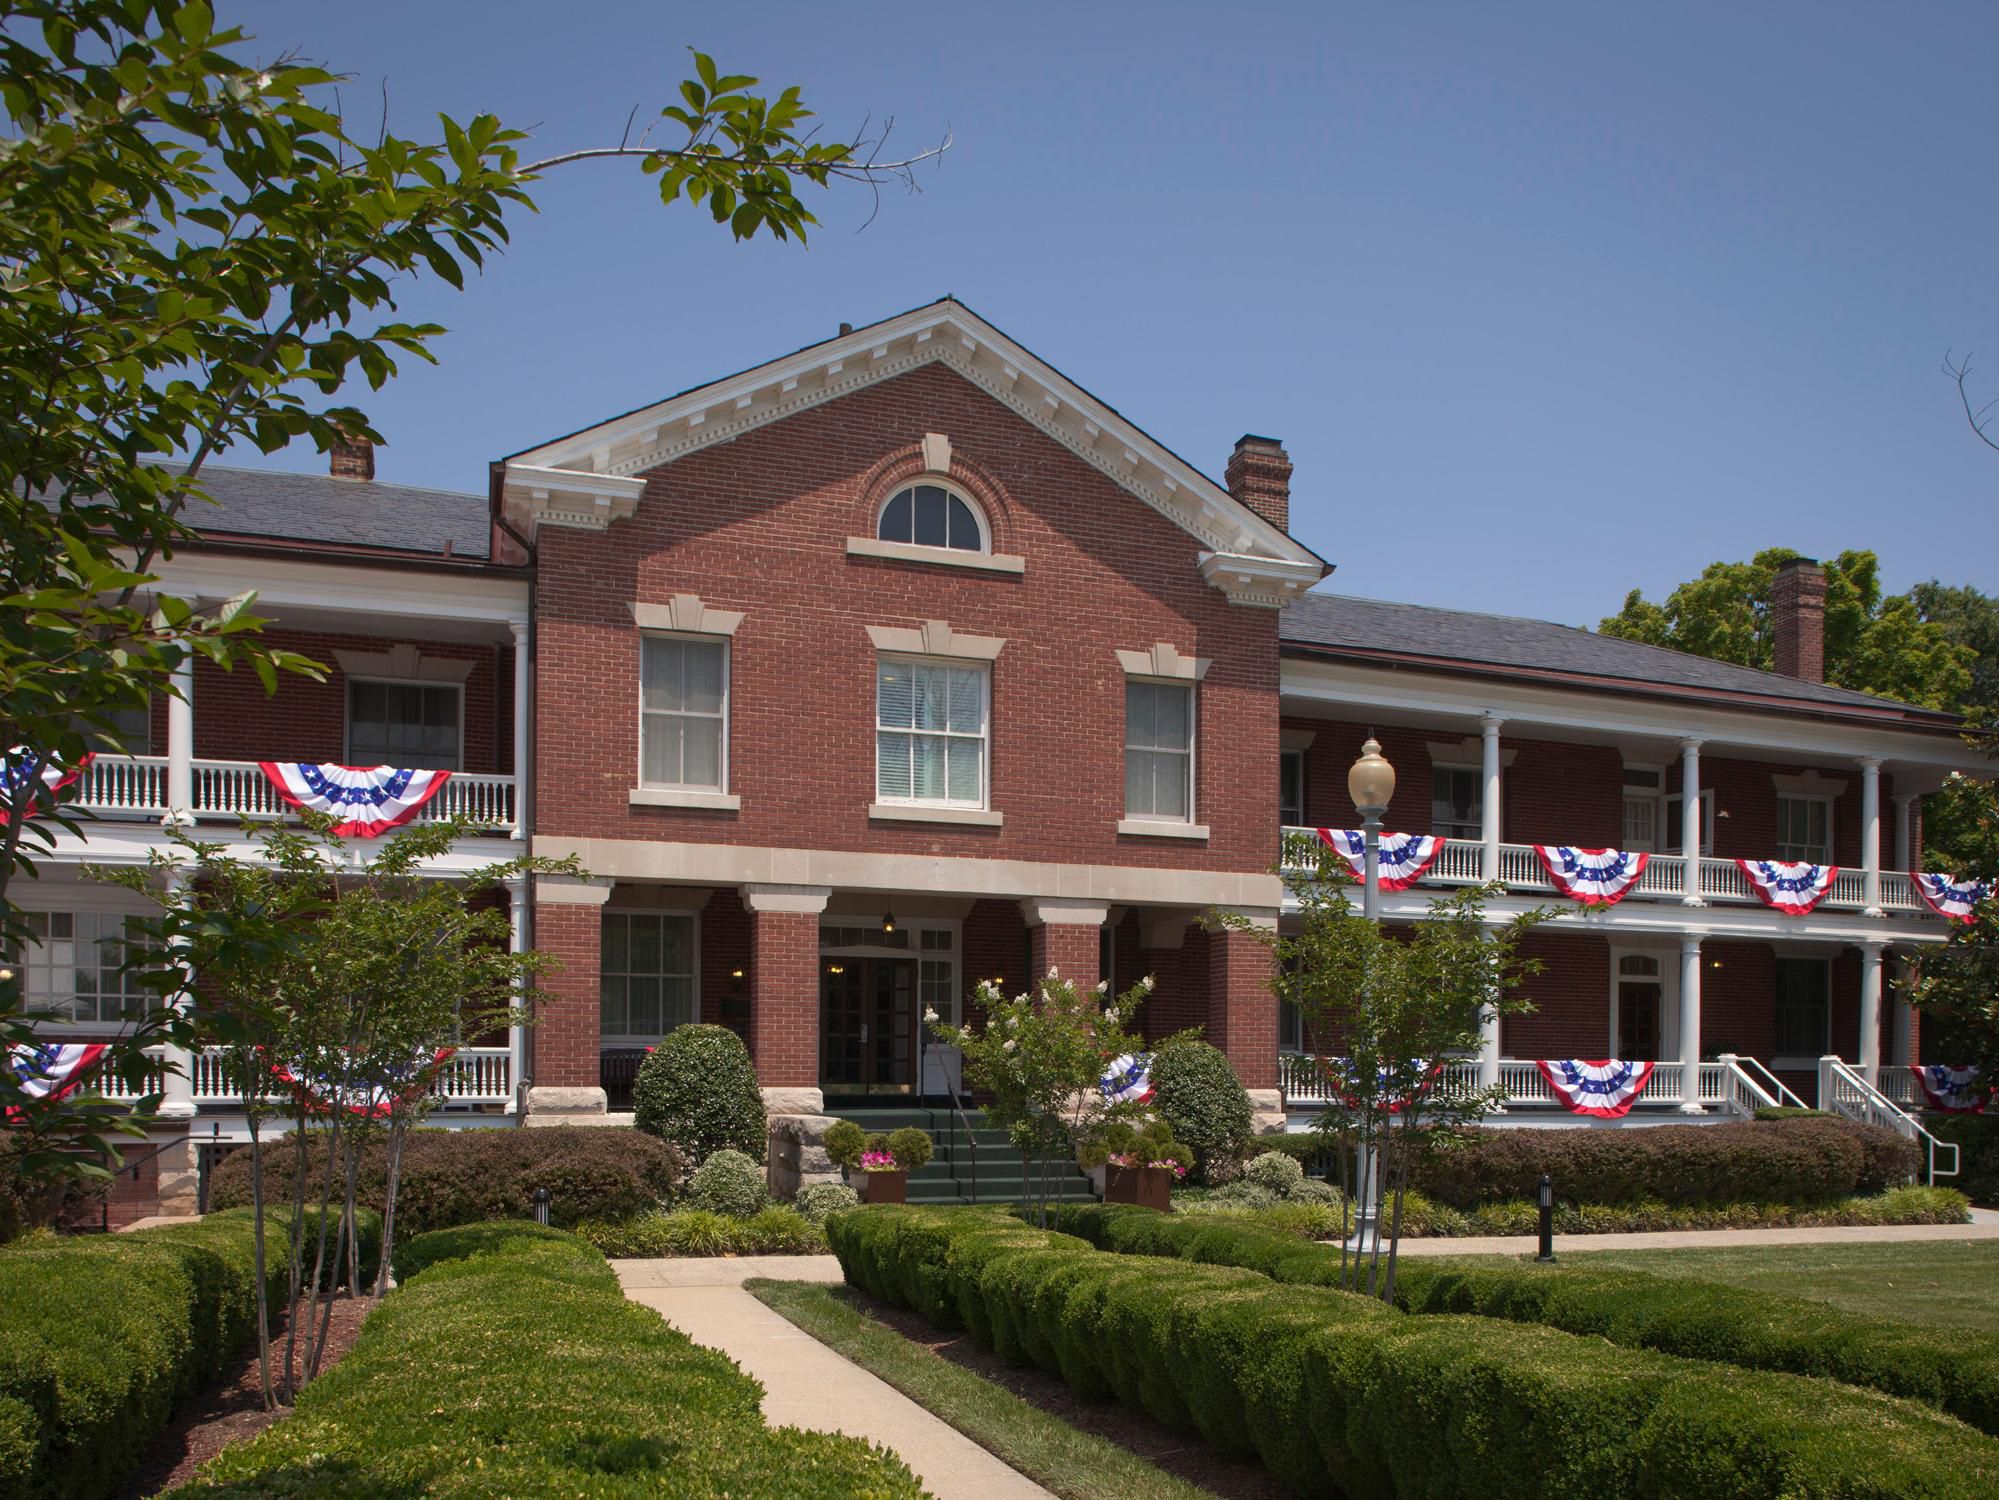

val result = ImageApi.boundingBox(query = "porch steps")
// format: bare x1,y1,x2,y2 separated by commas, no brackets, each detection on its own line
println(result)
825,1106,1099,1207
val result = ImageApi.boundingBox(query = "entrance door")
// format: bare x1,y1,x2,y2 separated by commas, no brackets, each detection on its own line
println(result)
820,957,918,1093
1615,953,1664,1061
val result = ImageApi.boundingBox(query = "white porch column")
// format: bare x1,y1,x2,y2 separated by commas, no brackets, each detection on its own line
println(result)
1859,757,1882,917
1677,933,1704,1112
509,620,529,839
1679,738,1704,906
507,875,528,1113
157,868,197,1122
1893,792,1916,874
1858,940,1884,1084
1479,713,1503,881
165,648,195,826
1892,954,1915,1067
1478,924,1502,1095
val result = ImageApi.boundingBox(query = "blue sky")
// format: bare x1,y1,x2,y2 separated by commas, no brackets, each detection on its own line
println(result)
238,1,1999,623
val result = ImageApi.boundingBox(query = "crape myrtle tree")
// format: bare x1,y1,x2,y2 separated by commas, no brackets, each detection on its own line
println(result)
0,0,939,1203
1213,844,1550,1304
99,814,577,1406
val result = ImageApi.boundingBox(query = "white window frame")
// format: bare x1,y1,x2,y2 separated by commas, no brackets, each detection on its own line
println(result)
1430,761,1483,841
9,889,157,1034
1122,677,1198,827
1606,946,1678,1061
874,655,992,812
1774,793,1834,864
636,631,731,795
1663,789,1717,853
345,675,465,770
598,906,702,1046
1621,763,1665,852
1771,955,1832,1068
873,480,992,555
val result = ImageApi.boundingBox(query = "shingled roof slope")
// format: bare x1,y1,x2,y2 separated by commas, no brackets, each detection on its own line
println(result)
180,464,491,560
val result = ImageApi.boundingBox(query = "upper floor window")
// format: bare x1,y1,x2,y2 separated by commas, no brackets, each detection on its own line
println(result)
14,911,150,1025
1663,790,1716,853
640,635,728,792
877,484,986,553
1279,749,1305,828
348,680,460,769
1125,681,1194,822
1775,795,1831,863
1622,765,1664,851
1431,764,1481,840
877,659,989,808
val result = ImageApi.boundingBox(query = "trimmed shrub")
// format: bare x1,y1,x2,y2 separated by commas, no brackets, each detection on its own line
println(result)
686,1148,769,1218
837,1206,1999,1499
1412,1117,1917,1208
575,1207,826,1258
794,1182,861,1222
208,1126,688,1236
1149,1040,1253,1183
823,1119,867,1172
886,1126,933,1171
632,1023,767,1165
1755,1106,1834,1120
178,1222,922,1497
0,1207,379,1500
1242,1150,1305,1196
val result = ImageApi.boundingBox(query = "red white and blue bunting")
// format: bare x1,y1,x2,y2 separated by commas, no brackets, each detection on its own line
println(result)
268,1046,456,1118
257,763,452,838
1314,829,1448,891
1736,859,1841,916
1910,1064,1988,1115
0,746,93,826
1535,1058,1656,1118
1533,846,1650,907
1322,1057,1441,1115
1915,873,1991,924
1099,1052,1155,1106
6,1042,109,1113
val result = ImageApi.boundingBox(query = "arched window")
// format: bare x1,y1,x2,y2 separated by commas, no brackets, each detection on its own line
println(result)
877,483,986,552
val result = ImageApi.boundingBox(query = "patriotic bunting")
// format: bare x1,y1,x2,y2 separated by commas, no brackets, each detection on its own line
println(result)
1915,873,1991,924
1736,859,1840,916
257,763,452,838
6,1042,109,1114
1314,829,1448,891
1099,1052,1155,1106
1533,846,1650,907
1910,1064,1988,1115
269,1046,456,1118
1322,1056,1441,1114
0,747,93,826
1536,1058,1656,1118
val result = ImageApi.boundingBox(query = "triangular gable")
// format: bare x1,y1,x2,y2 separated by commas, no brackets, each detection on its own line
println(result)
496,298,1329,607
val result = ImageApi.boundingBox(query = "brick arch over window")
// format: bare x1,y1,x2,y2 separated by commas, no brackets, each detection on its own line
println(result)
852,440,1020,556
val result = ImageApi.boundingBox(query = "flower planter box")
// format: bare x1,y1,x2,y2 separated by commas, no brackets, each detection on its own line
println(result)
1105,1164,1172,1212
860,1169,908,1205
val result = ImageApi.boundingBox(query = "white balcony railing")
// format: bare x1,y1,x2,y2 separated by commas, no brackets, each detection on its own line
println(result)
1278,1053,1785,1119
74,756,516,832
95,1045,516,1107
1279,831,1932,917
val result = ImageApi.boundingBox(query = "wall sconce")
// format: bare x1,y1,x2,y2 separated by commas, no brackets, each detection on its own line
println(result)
827,963,846,976
881,908,898,936
1709,959,1724,970
730,967,746,992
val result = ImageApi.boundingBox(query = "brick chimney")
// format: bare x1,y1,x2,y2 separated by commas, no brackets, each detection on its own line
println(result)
1225,434,1293,533
329,433,375,482
1771,557,1826,683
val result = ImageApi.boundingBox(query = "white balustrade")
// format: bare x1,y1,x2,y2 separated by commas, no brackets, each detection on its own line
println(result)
1280,1055,1786,1121
84,1045,513,1107
70,755,516,832
1430,841,1485,882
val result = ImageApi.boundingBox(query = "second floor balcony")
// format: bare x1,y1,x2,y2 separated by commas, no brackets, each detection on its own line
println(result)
76,755,517,833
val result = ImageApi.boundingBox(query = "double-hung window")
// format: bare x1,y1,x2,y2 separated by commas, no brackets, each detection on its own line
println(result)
640,635,728,791
1431,764,1481,840
15,911,150,1025
1773,958,1830,1059
1775,795,1832,863
876,659,989,808
599,910,697,1041
348,680,461,769
1125,681,1194,822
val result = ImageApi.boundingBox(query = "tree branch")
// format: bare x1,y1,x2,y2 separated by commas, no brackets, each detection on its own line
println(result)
1944,350,1999,455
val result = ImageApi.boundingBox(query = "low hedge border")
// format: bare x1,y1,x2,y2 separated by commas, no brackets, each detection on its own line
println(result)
831,1205,1999,1499
574,1206,826,1258
173,1221,925,1496
1059,1202,1999,1436
0,1207,379,1500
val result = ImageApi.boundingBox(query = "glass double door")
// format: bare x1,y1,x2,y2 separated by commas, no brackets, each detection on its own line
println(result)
820,957,918,1093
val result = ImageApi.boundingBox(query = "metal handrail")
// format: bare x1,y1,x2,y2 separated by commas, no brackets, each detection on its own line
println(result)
921,1031,977,1204
1818,1056,1960,1182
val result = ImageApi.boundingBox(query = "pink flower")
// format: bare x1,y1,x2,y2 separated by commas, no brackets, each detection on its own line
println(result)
859,1149,900,1172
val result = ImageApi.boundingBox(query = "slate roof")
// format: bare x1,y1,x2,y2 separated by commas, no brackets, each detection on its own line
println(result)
179,464,492,561
1280,592,1956,723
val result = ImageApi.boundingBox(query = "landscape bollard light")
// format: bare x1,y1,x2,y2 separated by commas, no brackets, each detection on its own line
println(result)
1536,1173,1556,1263
533,1187,551,1227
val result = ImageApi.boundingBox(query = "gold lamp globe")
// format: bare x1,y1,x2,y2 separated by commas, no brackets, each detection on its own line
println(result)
1347,736,1396,818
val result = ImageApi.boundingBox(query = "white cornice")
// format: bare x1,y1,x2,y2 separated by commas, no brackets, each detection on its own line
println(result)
501,463,644,532
629,595,745,637
1196,552,1324,609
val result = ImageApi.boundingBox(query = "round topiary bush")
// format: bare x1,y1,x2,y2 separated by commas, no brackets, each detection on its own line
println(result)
1149,1040,1253,1184
823,1120,867,1172
686,1148,769,1218
633,1024,767,1165
1288,1177,1339,1206
793,1182,861,1222
1243,1149,1305,1196
886,1127,933,1171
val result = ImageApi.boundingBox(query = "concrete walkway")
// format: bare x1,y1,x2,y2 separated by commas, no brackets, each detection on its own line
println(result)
615,1256,1051,1500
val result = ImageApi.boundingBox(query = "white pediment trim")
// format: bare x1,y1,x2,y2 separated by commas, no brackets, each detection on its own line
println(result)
498,302,1329,598
1115,642,1211,681
335,644,477,684
865,619,1006,661
629,594,745,637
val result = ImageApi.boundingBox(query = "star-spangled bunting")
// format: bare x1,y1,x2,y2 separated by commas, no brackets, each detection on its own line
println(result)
1320,1056,1441,1115
1533,846,1650,907
1535,1059,1656,1118
257,763,453,838
1736,859,1841,916
1099,1052,1155,1106
1909,1064,1988,1115
268,1046,457,1118
6,1042,109,1115
0,746,93,826
1314,829,1448,891
1915,873,1990,924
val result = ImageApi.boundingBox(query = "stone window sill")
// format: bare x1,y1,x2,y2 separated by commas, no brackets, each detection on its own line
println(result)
628,787,741,811
869,802,1004,828
1117,818,1210,840
846,536,1026,574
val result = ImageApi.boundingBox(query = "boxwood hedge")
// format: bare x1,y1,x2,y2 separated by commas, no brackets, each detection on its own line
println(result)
830,1205,1999,1499
172,1221,923,1497
0,1207,378,1500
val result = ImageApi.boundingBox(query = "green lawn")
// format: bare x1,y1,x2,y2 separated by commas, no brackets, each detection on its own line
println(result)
1437,1239,1999,1330
747,1278,1221,1500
